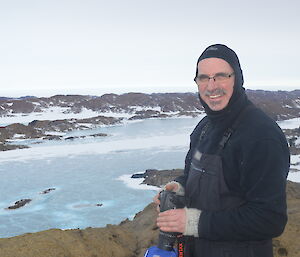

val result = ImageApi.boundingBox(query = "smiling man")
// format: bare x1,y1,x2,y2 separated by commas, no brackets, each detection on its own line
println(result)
155,44,290,257
196,57,234,111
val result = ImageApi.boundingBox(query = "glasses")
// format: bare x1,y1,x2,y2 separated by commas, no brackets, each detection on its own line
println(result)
194,72,234,85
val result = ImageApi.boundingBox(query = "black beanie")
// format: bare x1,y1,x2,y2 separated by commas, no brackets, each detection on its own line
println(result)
196,44,244,88
195,44,248,117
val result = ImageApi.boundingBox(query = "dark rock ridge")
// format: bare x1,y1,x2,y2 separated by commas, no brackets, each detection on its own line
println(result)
1,91,299,120
65,133,108,141
0,116,119,150
0,169,299,257
72,203,103,208
5,199,32,210
5,188,57,210
0,143,29,151
4,187,104,213
40,188,56,194
129,110,169,120
0,93,202,117
246,89,300,121
132,169,184,187
27,115,121,133
1,91,300,151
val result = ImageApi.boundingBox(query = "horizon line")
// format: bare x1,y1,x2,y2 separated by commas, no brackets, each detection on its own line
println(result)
1,88,300,99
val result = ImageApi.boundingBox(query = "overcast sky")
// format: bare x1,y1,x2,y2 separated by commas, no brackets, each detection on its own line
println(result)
0,0,299,97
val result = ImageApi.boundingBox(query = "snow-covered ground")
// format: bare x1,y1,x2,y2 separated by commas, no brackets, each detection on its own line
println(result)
289,154,300,182
0,106,203,127
277,117,300,129
0,107,132,126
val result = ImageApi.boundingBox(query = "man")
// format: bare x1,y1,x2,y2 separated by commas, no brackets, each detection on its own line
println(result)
155,44,290,257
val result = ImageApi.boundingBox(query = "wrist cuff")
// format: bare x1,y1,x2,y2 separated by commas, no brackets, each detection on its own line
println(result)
183,207,201,237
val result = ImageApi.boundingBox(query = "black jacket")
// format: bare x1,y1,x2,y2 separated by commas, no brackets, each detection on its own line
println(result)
176,97,290,241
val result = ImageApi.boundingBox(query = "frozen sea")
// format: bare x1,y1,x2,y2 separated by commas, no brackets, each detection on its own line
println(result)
0,115,299,238
0,117,202,238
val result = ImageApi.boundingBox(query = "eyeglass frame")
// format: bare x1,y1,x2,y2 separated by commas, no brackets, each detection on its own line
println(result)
194,72,235,85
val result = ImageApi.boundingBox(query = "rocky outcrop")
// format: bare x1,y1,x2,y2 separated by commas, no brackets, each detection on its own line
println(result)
1,91,300,151
132,168,184,187
28,116,121,133
129,110,169,120
64,133,108,141
5,199,32,210
246,89,300,120
40,188,56,194
4,188,57,210
0,123,43,141
0,92,204,117
1,90,299,120
0,116,120,150
1,90,300,120
0,143,29,151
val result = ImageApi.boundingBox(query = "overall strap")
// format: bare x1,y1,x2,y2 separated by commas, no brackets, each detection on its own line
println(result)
198,117,211,142
217,104,254,153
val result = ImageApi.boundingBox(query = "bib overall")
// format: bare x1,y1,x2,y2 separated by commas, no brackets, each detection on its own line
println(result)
184,107,273,257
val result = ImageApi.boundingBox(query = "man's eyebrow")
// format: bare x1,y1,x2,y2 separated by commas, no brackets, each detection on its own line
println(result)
198,72,229,76
215,72,228,75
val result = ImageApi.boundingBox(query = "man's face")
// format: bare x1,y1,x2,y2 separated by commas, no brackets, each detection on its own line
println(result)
197,58,235,111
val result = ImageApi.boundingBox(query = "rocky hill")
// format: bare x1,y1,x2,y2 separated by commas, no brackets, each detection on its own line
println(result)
0,92,202,117
1,90,300,120
0,169,299,257
1,90,300,151
246,89,300,120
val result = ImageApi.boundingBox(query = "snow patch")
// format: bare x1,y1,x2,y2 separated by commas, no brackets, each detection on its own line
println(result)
295,137,300,146
131,106,162,112
44,131,66,136
31,102,41,106
290,155,300,167
0,107,102,126
117,174,160,191
13,134,26,139
277,117,300,129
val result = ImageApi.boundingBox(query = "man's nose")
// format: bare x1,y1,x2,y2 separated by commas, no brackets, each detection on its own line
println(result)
207,77,217,89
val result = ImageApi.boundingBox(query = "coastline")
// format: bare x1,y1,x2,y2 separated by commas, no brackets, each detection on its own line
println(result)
0,169,299,257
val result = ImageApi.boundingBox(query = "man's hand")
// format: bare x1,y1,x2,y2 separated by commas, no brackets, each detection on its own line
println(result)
153,182,179,207
156,208,186,233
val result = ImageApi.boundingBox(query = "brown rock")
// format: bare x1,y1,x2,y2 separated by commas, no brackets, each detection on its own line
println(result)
273,181,300,257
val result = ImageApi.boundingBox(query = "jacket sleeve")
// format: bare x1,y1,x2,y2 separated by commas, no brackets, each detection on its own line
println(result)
198,139,290,241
